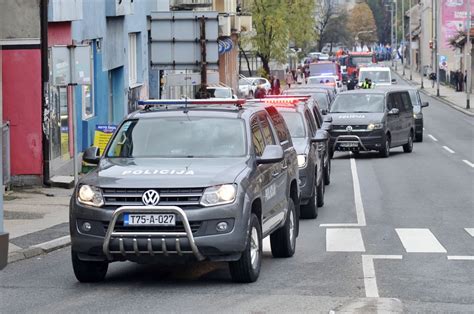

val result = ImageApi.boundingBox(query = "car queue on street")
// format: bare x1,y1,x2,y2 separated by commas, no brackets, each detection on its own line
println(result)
69,54,428,284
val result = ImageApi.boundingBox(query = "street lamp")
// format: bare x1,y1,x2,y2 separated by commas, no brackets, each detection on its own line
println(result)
385,3,394,67
409,0,413,81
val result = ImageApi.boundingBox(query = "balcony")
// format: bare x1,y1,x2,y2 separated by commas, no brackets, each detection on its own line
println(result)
106,0,134,17
48,0,83,22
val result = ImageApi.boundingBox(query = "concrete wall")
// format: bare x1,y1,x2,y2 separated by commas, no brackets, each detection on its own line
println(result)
0,0,41,41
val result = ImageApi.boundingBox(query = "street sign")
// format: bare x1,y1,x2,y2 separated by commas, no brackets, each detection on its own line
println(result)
150,11,219,70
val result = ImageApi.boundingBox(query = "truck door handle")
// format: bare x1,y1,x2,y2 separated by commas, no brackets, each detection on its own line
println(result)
281,160,288,170
272,171,280,177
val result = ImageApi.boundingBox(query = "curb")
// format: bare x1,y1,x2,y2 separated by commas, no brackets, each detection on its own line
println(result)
7,236,71,264
418,90,474,117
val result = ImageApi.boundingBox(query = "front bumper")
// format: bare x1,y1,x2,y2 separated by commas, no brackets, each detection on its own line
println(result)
298,166,315,204
70,196,250,263
415,118,423,134
329,130,384,152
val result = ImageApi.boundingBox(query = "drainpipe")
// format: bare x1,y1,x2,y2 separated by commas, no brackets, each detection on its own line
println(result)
40,0,51,186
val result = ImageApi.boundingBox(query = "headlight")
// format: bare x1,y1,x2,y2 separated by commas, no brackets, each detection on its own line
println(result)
367,123,383,131
297,154,307,168
414,113,421,119
200,184,237,207
78,185,104,207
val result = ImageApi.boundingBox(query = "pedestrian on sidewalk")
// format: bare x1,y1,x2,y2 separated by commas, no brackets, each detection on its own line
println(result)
285,70,295,89
454,70,460,92
429,72,436,88
270,74,281,95
458,70,464,92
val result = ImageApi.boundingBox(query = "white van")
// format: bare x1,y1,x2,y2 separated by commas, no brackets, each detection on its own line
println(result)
358,67,396,87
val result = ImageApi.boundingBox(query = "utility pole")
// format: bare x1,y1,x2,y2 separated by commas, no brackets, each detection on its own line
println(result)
420,2,424,89
0,45,7,271
198,16,209,99
68,46,79,186
409,0,413,81
402,0,405,76
435,0,440,96
395,0,398,71
466,0,471,109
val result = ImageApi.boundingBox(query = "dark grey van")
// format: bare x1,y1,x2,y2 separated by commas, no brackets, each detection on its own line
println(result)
328,90,415,158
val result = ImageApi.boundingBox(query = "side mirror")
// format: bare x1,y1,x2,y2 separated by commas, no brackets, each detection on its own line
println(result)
388,108,400,115
83,146,101,165
256,145,284,164
391,79,397,84
421,101,429,108
312,130,329,143
323,115,333,123
232,94,238,99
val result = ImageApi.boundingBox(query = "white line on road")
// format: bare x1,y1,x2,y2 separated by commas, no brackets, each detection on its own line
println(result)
465,228,474,237
442,146,455,154
462,160,474,168
362,255,403,298
447,256,474,261
428,134,438,142
395,228,447,253
320,158,366,227
326,228,366,252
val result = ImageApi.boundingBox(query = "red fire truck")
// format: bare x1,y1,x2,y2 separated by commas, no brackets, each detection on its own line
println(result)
340,52,377,78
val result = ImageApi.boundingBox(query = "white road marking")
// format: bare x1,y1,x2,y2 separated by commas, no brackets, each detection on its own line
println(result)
442,146,455,154
465,228,474,237
362,255,403,298
326,228,365,252
320,158,366,227
395,228,447,253
462,160,474,168
447,256,474,261
428,134,438,142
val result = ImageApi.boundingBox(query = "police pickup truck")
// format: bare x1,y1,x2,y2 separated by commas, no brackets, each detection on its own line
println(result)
70,99,299,283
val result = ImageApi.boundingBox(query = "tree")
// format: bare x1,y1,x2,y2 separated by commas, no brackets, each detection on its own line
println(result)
367,0,390,44
347,3,378,47
321,11,351,53
248,0,315,76
314,0,338,51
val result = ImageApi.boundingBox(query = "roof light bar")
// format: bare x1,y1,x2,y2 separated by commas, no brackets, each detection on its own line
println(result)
263,95,311,100
138,99,246,106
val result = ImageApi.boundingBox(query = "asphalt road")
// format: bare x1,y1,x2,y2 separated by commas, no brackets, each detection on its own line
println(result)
1,73,473,313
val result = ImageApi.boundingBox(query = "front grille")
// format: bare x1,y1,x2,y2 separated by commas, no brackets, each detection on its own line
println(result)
333,124,368,131
102,187,204,209
103,221,202,234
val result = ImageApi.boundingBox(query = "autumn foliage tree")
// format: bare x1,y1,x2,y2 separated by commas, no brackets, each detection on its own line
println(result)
347,3,378,47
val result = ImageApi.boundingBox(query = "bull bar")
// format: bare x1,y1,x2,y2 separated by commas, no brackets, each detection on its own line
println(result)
333,135,368,151
103,206,204,261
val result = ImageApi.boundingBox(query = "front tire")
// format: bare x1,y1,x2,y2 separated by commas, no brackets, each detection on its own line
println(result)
379,134,390,158
316,175,325,207
72,250,108,283
301,181,318,219
324,158,331,185
270,198,297,258
229,214,262,283
403,132,414,153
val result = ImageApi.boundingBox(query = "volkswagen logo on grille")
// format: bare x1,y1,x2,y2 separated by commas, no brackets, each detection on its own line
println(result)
142,190,160,206
346,125,353,132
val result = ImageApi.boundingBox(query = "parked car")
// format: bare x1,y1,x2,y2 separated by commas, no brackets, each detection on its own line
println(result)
70,99,300,283
238,77,271,98
328,89,415,158
206,86,236,99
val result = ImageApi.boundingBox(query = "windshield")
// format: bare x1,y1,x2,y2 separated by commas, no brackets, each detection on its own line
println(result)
330,94,385,113
308,77,336,85
310,63,336,76
359,71,391,83
408,90,421,113
350,56,373,66
280,111,306,138
106,117,246,158
208,88,232,98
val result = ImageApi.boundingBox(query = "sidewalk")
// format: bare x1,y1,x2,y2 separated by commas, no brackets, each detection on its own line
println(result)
392,63,474,116
3,187,72,263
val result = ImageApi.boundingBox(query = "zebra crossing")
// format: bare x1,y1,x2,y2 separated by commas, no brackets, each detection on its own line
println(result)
323,227,473,255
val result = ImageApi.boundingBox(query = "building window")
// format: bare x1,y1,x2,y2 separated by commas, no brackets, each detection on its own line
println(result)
129,33,138,85
82,85,94,119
